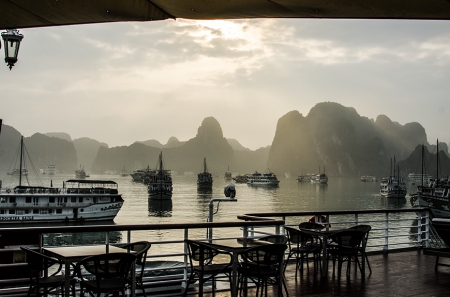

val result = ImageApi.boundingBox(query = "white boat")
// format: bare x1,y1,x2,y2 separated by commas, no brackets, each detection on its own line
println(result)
44,164,56,175
233,174,249,183
120,166,128,177
197,158,213,190
130,166,154,183
75,166,87,178
361,176,377,182
148,152,173,200
0,137,123,223
0,179,124,223
408,173,432,184
380,157,407,198
247,170,280,186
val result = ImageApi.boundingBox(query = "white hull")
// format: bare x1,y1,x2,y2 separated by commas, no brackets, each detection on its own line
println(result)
247,171,280,186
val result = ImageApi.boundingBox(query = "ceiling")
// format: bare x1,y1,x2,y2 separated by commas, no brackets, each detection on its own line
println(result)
2,0,450,30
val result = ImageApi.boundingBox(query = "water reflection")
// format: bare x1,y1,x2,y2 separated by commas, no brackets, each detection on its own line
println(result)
148,199,173,217
380,196,407,208
44,230,122,246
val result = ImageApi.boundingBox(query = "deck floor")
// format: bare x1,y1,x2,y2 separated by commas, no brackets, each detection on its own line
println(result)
196,250,450,297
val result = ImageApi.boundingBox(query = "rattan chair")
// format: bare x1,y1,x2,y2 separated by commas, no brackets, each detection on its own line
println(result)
327,230,365,278
121,241,151,297
348,225,372,274
285,226,322,276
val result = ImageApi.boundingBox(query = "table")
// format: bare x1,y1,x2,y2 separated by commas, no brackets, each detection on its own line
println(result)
43,245,136,297
299,228,355,277
201,238,270,297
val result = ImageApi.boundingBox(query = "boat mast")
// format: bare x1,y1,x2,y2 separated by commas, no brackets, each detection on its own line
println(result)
19,136,23,186
204,158,208,173
421,144,424,187
436,139,439,183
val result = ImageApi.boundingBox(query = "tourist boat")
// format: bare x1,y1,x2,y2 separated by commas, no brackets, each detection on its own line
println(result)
0,137,123,223
44,164,56,175
75,166,87,178
310,166,328,184
130,166,154,183
297,175,310,182
0,179,124,223
413,142,450,217
247,170,280,186
148,152,173,200
361,176,377,182
380,157,407,198
232,174,249,183
224,166,232,181
197,158,213,190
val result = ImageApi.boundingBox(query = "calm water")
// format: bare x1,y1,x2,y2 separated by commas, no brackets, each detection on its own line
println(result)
0,172,416,254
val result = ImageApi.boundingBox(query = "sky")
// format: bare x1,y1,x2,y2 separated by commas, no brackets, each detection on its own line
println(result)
1,18,450,150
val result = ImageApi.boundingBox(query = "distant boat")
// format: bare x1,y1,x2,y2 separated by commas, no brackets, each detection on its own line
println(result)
297,170,310,182
311,166,328,184
361,176,377,182
130,166,154,183
44,164,56,175
380,157,407,198
7,168,28,176
233,174,249,183
197,158,213,190
75,165,87,178
224,166,232,181
120,166,128,177
247,170,280,186
408,172,432,184
148,152,173,200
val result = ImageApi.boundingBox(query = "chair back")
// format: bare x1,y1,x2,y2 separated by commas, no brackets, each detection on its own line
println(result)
122,241,151,266
299,222,325,230
20,247,62,281
77,252,136,283
285,226,320,248
240,243,287,275
329,230,365,252
186,240,224,268
258,234,288,244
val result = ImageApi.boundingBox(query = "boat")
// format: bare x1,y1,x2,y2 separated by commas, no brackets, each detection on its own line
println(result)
414,142,450,217
233,174,249,183
120,166,128,177
247,170,280,186
44,164,56,175
361,176,377,182
224,166,232,181
310,166,328,184
0,137,124,223
7,168,28,176
297,170,311,182
130,166,154,183
75,165,87,178
197,158,213,190
380,157,407,198
148,152,173,200
407,172,432,184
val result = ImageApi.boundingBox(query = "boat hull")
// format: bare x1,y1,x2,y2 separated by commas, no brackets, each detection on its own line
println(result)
148,191,172,200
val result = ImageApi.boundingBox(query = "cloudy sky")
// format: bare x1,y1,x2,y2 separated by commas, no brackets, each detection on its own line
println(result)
1,18,450,150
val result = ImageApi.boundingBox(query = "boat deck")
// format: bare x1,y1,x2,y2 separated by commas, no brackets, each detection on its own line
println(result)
194,249,450,297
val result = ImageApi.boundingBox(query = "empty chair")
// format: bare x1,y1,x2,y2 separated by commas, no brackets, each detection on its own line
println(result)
76,252,137,297
21,246,75,297
239,243,288,297
348,225,372,274
285,226,322,277
121,241,152,297
257,234,288,244
327,230,365,278
184,240,232,296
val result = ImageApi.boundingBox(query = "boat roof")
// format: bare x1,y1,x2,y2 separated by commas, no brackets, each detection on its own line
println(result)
65,179,118,185
2,0,450,30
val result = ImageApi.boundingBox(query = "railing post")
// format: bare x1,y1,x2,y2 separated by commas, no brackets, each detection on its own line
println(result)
182,228,188,293
384,212,389,252
243,226,248,240
355,213,358,225
424,210,430,248
127,230,131,244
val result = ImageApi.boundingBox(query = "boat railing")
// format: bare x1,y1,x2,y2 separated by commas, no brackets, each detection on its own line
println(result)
0,207,441,296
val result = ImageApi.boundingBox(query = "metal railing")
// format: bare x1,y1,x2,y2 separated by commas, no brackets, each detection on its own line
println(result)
0,207,439,296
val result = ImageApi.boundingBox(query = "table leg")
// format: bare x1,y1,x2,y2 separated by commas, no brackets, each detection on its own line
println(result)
64,260,71,297
321,235,328,277
231,252,238,297
131,261,136,297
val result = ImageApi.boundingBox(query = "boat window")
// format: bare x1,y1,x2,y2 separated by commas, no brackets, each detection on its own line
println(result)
80,209,84,212
49,197,55,203
26,197,31,203
40,209,48,214
25,210,30,214
9,209,15,214
0,209,4,214
79,197,83,202
56,209,62,214
9,197,16,203
0,198,6,203
33,209,39,214
71,197,76,203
